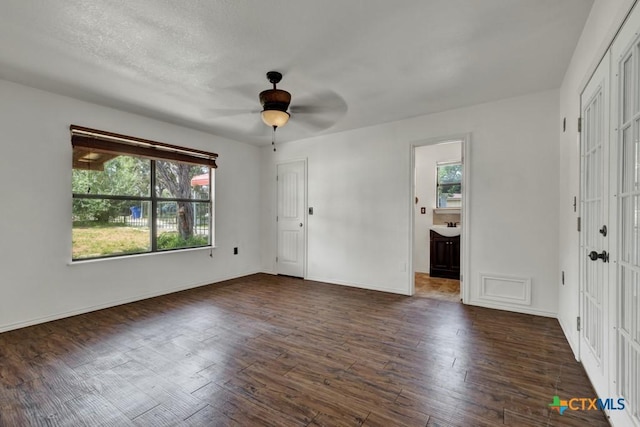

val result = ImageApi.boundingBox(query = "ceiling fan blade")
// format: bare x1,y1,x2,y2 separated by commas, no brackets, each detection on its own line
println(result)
214,83,261,103
290,90,347,113
289,114,336,132
250,120,271,136
288,89,347,131
208,108,258,119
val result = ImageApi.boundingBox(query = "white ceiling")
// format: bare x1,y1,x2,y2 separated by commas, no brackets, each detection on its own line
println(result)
0,1,593,145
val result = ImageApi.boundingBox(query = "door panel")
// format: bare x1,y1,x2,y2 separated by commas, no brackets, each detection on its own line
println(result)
277,160,306,278
611,13,640,423
580,50,610,399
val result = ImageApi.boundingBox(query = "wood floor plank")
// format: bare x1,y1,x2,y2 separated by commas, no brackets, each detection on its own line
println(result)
110,360,208,420
84,369,161,419
1,377,85,426
222,369,318,425
183,404,240,427
64,391,135,426
0,273,608,426
131,404,183,426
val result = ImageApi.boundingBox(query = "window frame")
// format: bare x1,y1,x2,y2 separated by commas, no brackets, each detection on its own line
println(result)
71,126,217,261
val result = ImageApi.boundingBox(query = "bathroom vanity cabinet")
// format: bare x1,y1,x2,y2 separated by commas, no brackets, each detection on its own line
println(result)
429,230,460,279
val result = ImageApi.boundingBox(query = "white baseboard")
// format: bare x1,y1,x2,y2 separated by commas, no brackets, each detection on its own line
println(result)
467,298,557,318
558,316,580,360
304,276,411,296
0,270,262,333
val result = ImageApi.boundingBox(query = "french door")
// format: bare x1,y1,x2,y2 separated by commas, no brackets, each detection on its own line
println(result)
610,6,640,424
579,3,640,425
580,50,611,400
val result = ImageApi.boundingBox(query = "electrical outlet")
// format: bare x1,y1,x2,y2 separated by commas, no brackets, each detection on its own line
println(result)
233,247,238,255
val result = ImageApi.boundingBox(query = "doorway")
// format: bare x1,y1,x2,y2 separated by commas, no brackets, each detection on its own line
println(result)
410,135,470,302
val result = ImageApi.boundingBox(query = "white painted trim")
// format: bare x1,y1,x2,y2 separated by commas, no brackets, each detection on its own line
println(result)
558,316,580,360
409,133,470,301
468,299,557,318
0,270,262,333
461,133,471,304
408,143,416,295
433,208,460,214
67,245,215,266
577,0,638,95
305,276,411,296
478,273,531,306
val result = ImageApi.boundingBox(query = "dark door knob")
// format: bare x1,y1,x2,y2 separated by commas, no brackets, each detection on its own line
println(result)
599,225,607,236
588,250,609,262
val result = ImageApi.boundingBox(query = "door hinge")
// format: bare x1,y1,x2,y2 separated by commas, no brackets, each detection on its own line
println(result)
573,196,577,212
276,216,279,222
578,117,582,133
276,175,279,181
577,217,581,232
276,256,278,263
577,316,581,332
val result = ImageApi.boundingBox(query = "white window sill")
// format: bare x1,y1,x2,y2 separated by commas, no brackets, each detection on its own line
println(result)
433,208,461,214
67,246,216,266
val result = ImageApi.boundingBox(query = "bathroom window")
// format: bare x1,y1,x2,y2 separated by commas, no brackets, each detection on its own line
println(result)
436,161,462,208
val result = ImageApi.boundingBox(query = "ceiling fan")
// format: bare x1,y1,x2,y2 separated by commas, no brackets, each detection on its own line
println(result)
248,71,347,150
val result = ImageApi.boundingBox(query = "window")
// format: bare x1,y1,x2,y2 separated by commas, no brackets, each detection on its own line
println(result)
71,126,217,260
436,161,462,208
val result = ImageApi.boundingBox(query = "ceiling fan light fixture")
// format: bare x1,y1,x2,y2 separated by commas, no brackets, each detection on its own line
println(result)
261,109,290,128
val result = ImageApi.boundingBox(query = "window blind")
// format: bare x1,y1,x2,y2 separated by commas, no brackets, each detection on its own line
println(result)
70,125,218,169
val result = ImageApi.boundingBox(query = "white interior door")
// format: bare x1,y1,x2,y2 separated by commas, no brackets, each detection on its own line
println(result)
610,6,640,424
277,160,306,278
580,50,610,400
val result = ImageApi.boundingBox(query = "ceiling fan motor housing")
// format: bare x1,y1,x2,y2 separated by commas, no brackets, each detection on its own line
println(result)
259,88,291,113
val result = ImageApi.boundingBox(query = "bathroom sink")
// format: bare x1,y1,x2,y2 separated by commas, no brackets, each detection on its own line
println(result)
430,225,461,237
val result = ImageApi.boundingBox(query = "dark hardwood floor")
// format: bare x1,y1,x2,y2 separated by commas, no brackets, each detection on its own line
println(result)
0,274,607,426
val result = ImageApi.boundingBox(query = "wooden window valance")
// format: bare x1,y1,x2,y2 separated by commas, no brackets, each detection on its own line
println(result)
71,125,218,170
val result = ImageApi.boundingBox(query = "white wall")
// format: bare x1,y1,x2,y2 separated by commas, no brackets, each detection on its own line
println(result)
0,79,262,332
413,142,461,273
557,0,636,356
261,89,560,316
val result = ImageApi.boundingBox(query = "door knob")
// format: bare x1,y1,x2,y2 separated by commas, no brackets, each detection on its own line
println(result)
599,225,607,236
588,250,609,262
300,223,303,227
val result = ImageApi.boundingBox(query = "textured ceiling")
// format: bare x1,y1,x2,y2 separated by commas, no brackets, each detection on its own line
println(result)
0,1,594,145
